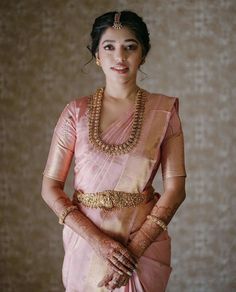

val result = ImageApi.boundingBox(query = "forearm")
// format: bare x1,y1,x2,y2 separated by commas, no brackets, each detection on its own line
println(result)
41,176,107,247
41,176,138,276
128,177,186,258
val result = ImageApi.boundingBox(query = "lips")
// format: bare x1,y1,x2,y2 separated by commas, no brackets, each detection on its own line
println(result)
111,64,129,74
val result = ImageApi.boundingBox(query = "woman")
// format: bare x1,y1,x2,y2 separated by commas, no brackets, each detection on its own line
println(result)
41,10,186,292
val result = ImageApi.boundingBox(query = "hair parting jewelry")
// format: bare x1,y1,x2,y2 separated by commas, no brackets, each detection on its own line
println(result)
147,215,167,231
112,12,123,29
88,87,146,155
59,205,78,225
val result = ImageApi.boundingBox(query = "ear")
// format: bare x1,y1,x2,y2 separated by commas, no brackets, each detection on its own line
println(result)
95,52,99,59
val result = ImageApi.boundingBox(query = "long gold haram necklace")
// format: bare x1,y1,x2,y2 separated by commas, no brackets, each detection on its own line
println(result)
88,87,146,155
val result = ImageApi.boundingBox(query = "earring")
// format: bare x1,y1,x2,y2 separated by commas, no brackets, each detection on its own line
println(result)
96,57,101,66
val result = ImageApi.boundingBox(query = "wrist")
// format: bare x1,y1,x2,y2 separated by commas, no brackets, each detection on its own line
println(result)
89,231,111,251
128,238,148,259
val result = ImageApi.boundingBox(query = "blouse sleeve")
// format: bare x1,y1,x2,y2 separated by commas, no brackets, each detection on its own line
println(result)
161,99,187,180
43,101,76,182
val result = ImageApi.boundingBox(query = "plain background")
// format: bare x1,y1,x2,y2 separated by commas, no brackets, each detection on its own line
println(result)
0,0,235,291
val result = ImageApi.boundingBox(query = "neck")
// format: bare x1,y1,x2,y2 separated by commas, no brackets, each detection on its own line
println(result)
104,80,139,101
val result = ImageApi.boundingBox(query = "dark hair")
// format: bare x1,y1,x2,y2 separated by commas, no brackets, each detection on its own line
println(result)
87,10,151,59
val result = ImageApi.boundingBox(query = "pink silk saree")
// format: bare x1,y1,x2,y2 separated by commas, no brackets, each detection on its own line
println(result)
43,91,186,292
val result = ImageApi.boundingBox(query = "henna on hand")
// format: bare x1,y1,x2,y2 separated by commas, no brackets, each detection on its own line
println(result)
128,202,180,259
48,190,137,276
94,237,137,276
97,267,130,289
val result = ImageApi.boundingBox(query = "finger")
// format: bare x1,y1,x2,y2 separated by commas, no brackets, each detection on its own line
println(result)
122,250,138,266
115,274,127,287
107,261,124,275
123,278,129,287
114,249,138,266
97,274,113,287
117,276,127,288
107,279,120,290
109,258,134,276
113,253,137,271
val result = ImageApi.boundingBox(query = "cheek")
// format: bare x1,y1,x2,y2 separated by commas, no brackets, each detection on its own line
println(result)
99,51,112,63
132,55,142,68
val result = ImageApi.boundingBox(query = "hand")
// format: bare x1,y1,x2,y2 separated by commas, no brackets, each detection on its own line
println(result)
97,267,130,290
93,236,137,276
127,238,146,259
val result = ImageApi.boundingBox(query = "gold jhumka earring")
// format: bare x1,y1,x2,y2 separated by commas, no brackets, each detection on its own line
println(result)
96,57,101,66
112,12,123,29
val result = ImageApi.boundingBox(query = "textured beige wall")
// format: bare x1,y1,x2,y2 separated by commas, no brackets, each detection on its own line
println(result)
1,0,235,291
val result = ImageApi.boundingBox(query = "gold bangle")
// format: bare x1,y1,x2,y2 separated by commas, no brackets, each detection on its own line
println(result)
147,215,167,231
59,206,78,225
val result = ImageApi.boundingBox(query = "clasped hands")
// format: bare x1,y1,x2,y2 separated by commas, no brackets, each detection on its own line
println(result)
94,236,138,290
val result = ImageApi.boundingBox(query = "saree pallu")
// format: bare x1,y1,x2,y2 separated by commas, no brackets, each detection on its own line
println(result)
43,91,186,292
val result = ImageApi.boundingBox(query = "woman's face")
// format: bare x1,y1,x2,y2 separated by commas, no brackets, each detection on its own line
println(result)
97,27,143,84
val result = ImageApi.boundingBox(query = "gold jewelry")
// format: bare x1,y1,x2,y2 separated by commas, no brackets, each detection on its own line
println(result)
147,215,167,231
74,189,153,210
88,87,146,156
112,12,123,29
96,57,101,66
59,205,77,225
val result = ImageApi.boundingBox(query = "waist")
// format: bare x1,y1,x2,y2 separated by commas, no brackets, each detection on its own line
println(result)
73,186,159,211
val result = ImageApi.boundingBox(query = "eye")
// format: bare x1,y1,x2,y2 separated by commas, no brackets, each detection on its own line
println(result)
126,44,138,51
104,44,114,50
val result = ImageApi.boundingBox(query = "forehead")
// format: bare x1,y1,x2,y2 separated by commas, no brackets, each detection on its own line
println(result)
99,27,138,44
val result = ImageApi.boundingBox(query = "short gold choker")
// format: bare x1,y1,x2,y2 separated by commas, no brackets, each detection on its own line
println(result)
88,87,146,155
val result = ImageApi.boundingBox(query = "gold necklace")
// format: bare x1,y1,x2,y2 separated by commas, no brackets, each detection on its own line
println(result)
88,87,146,155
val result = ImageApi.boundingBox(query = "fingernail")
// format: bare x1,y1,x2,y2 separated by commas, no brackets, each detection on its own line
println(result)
127,271,132,276
118,271,123,275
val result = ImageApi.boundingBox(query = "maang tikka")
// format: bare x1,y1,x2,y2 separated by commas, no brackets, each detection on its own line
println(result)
112,12,123,30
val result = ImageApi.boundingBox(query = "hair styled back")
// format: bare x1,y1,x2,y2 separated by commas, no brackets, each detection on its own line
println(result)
87,10,151,59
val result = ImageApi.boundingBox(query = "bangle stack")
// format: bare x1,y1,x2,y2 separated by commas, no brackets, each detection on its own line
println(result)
59,205,78,225
147,215,167,231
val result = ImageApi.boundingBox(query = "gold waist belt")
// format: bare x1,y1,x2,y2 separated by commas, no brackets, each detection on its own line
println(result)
73,186,155,211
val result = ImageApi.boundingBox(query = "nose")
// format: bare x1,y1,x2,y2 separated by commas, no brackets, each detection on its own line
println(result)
114,47,127,62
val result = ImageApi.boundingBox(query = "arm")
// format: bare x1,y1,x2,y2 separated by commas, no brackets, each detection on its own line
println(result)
41,176,106,246
41,176,137,276
97,176,186,290
128,98,187,258
41,101,136,276
127,176,186,258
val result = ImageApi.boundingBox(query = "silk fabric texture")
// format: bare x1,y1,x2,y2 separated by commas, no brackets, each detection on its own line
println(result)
43,91,186,292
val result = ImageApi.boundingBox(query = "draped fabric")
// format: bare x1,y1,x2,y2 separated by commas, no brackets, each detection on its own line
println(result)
43,91,186,292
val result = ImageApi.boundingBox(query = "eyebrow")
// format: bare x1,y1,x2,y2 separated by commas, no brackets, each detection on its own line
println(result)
102,39,139,45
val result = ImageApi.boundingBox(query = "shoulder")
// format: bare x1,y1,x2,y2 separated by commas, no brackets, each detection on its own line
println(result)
68,95,89,109
56,95,90,123
65,95,90,117
146,92,179,113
